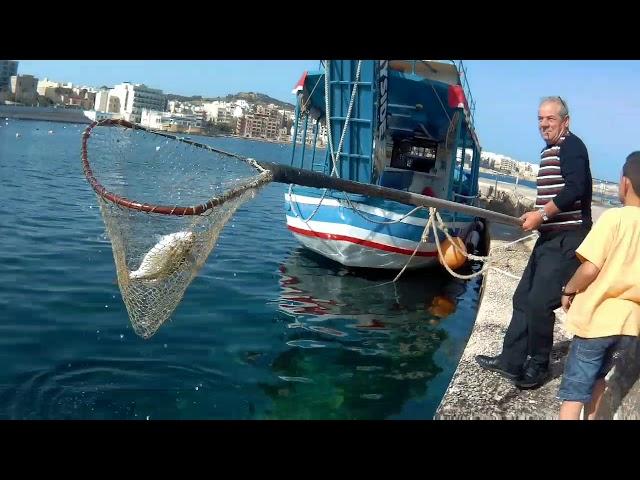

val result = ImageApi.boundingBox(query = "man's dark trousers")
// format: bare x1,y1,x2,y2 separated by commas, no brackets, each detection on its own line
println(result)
500,228,588,372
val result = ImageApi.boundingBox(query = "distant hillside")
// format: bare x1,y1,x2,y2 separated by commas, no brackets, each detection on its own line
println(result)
165,91,294,109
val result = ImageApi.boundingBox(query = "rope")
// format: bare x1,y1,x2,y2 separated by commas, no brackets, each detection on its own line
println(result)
287,187,429,225
430,82,453,125
453,192,479,199
435,209,537,261
430,208,493,280
327,60,362,177
287,183,326,223
288,60,362,223
488,266,523,281
291,60,443,229
391,213,434,283
387,206,538,283
432,208,537,280
335,64,459,223
317,61,461,224
289,63,532,283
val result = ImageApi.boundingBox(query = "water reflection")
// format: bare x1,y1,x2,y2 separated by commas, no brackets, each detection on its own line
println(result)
259,248,472,419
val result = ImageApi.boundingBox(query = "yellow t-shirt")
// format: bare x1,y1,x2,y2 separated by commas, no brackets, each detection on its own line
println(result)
565,206,640,338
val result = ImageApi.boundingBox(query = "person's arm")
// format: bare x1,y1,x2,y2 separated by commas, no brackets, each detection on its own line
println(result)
522,201,562,231
561,261,600,311
552,139,589,212
561,209,619,311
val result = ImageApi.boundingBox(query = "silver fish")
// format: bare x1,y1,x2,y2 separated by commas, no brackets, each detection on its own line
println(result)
129,231,195,281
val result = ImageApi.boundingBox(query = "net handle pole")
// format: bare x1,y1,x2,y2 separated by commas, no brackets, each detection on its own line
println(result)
256,161,524,227
81,120,521,226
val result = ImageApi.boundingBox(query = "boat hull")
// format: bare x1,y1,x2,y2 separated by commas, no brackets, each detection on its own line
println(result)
285,189,474,270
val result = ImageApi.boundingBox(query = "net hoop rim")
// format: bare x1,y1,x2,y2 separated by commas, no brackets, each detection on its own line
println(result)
81,119,272,216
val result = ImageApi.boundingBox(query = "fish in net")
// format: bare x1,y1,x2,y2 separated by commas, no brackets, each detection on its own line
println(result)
81,119,272,338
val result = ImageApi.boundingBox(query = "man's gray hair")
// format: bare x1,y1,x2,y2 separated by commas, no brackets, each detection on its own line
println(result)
540,96,569,118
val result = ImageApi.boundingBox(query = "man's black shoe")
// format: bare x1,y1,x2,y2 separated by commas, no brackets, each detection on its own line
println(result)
475,355,521,382
515,366,550,390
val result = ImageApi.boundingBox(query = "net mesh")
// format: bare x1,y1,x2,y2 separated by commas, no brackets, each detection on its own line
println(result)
82,120,271,338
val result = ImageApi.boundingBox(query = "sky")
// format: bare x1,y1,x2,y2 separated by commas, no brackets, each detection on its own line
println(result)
16,60,640,182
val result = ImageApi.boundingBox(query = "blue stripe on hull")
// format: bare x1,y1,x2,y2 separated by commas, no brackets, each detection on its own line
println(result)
285,190,474,243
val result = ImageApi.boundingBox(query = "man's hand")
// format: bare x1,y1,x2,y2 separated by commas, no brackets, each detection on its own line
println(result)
561,294,573,312
520,210,544,232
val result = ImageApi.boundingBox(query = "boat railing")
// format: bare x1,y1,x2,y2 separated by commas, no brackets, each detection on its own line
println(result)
454,60,476,130
428,60,476,132
394,60,477,136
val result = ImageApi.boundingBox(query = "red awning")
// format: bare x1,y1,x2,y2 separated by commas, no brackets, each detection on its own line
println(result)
291,71,308,95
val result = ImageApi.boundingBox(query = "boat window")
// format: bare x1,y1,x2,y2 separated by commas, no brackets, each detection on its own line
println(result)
390,138,437,173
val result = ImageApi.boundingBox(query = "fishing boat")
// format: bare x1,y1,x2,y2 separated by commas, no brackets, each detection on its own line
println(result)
285,60,483,270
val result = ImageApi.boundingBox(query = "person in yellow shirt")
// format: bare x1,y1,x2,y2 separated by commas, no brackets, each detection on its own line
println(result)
558,151,640,420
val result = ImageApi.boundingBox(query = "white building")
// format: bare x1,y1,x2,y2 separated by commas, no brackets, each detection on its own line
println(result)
84,110,119,122
234,99,249,109
278,108,296,121
201,101,234,123
168,100,190,113
202,101,225,120
232,105,244,118
493,156,517,174
37,77,61,96
94,88,110,112
140,109,205,134
291,118,327,147
202,100,249,124
108,82,165,123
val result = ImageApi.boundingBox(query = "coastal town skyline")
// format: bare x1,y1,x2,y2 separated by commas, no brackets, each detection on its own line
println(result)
7,59,640,182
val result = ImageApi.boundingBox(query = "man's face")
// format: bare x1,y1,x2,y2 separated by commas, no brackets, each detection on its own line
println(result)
538,101,569,145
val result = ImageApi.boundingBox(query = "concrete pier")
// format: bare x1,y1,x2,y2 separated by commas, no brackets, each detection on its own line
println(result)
434,202,640,420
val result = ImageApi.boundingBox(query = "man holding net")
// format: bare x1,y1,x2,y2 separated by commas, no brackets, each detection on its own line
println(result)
475,96,593,390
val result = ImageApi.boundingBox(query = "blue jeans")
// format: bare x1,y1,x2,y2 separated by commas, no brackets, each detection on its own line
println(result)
558,335,636,403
